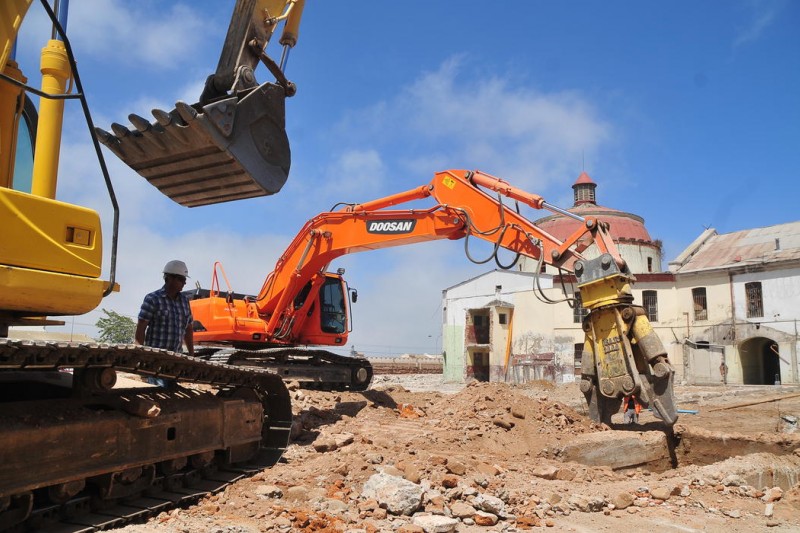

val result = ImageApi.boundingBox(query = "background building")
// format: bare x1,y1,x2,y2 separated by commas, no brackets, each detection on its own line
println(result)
442,174,800,386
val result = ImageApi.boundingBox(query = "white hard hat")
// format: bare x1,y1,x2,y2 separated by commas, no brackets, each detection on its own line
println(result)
163,260,189,278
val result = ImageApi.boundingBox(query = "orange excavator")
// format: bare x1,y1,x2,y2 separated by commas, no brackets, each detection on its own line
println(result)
188,169,679,426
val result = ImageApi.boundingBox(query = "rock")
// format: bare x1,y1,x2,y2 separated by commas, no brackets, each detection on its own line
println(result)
313,438,337,452
324,498,349,513
611,492,634,510
445,460,466,476
404,468,422,484
723,509,741,518
532,465,558,480
382,465,404,478
545,493,562,505
474,511,499,526
517,516,541,528
335,432,355,448
441,475,459,488
412,515,459,533
361,472,424,516
493,417,515,430
358,499,379,512
284,485,310,502
762,487,783,503
473,493,505,516
555,468,576,481
765,503,774,517
650,487,671,501
568,495,590,512
721,474,746,487
254,485,282,498
449,501,476,519
476,463,500,476
633,497,649,508
365,453,384,464
567,494,604,513
397,525,425,533
511,407,526,419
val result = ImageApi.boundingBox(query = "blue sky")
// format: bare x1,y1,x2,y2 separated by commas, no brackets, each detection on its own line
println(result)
16,0,799,355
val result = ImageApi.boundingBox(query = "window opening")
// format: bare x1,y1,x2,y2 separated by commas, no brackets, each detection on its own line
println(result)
573,292,589,323
692,287,708,321
745,282,763,318
573,343,584,371
642,290,658,322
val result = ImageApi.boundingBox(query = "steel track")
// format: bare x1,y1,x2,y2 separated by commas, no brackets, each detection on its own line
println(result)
204,347,374,391
0,340,292,531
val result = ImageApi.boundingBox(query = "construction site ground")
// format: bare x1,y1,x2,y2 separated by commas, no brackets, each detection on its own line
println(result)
115,375,800,533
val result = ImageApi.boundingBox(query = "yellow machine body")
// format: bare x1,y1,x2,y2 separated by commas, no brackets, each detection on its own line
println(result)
0,187,105,316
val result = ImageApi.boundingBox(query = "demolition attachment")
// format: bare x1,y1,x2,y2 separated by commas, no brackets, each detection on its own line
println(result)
576,254,679,426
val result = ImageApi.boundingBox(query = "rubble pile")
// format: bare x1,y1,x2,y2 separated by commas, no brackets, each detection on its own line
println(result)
116,380,800,533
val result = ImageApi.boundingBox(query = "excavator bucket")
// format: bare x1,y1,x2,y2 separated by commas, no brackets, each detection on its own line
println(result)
97,81,290,207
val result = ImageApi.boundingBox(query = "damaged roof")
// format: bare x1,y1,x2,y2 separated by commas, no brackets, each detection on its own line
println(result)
670,220,800,273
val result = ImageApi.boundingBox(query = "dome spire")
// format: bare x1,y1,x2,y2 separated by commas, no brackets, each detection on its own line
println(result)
572,171,597,206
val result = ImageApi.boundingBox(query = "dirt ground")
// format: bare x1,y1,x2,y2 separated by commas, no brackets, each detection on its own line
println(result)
115,375,800,533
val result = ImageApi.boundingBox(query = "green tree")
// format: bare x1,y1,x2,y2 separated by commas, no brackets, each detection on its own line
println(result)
95,309,136,343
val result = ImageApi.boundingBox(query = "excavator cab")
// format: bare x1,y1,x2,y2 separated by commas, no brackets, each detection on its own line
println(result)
97,0,304,207
191,266,351,349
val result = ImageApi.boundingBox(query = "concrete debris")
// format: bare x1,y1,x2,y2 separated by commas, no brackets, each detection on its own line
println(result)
110,378,800,533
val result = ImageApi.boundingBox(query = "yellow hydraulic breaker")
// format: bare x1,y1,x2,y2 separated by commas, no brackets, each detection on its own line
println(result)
576,253,678,426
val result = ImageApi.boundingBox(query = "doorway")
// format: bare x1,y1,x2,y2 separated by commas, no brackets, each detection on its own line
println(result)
740,337,781,385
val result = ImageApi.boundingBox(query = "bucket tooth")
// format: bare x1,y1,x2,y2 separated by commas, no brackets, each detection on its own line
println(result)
152,108,173,127
110,123,134,138
100,81,291,207
94,127,117,146
128,114,153,133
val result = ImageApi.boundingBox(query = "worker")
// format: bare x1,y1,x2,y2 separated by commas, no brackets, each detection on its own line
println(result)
135,260,195,387
622,394,642,425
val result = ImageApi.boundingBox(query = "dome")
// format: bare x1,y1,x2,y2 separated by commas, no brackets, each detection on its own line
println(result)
529,172,662,273
537,172,655,245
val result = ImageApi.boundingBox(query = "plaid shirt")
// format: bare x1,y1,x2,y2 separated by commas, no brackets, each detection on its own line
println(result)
138,287,193,353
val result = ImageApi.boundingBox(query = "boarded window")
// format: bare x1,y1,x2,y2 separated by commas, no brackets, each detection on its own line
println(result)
573,292,589,323
692,287,708,321
745,282,764,318
642,290,658,322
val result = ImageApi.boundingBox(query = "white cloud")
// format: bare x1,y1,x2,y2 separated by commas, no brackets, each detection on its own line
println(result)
67,1,210,70
733,0,784,48
333,57,611,193
318,149,386,203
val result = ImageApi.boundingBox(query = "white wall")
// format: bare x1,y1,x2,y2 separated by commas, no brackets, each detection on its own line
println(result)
732,267,800,335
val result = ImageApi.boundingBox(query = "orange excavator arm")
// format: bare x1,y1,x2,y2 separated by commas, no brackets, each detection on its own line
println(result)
192,169,678,426
253,170,615,328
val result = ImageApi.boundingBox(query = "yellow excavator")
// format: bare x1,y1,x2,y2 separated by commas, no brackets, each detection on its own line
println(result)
0,1,299,529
